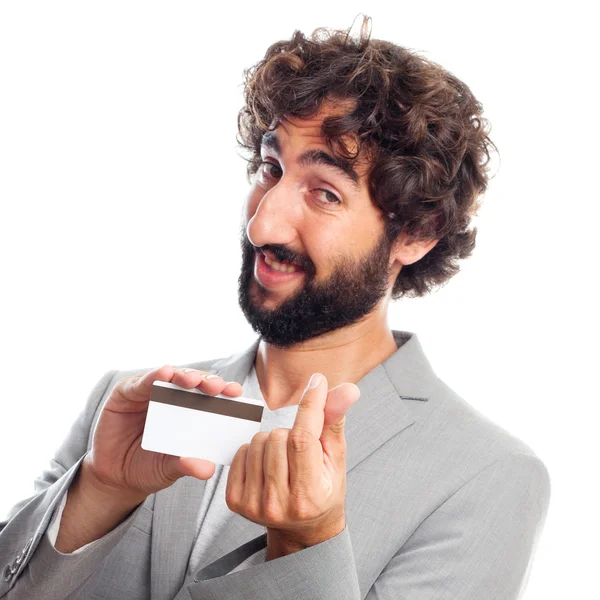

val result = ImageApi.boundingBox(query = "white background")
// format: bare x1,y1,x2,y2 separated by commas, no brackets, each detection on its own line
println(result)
0,2,597,598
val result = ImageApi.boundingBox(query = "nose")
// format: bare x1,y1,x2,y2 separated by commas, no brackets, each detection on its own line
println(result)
246,178,301,249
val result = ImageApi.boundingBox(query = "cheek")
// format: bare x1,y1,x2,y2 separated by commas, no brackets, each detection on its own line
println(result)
306,234,341,275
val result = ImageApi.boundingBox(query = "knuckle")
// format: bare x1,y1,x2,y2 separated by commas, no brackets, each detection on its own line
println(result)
329,421,345,435
263,493,284,522
174,367,193,377
137,368,155,380
268,428,289,443
289,493,317,520
288,429,312,453
251,431,269,445
120,373,149,401
246,445,261,461
197,370,217,379
244,499,261,521
233,442,250,460
110,382,133,404
225,488,239,512
116,375,136,391
299,393,317,407
232,444,250,464
296,402,314,418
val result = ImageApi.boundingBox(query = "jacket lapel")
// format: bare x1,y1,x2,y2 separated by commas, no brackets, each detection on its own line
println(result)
151,330,438,597
345,329,438,471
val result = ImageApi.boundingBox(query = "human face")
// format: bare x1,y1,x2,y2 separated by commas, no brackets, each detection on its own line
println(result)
237,107,394,349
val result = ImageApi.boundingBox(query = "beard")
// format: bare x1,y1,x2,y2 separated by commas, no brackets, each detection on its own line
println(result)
237,221,394,349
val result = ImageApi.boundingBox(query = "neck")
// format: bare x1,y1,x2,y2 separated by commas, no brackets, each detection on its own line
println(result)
254,312,399,411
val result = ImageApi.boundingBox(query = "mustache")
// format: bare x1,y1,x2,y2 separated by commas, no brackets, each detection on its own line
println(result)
261,246,305,267
244,239,307,269
239,226,316,278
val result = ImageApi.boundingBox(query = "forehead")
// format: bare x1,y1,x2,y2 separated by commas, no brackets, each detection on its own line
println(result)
277,96,353,138
263,99,369,174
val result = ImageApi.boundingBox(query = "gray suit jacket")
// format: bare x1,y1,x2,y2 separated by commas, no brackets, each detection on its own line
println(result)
0,330,550,599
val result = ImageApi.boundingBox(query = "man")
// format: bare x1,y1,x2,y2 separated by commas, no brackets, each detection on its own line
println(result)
0,17,550,600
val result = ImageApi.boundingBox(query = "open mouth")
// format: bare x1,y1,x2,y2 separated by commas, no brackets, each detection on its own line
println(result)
260,250,304,274
255,251,305,287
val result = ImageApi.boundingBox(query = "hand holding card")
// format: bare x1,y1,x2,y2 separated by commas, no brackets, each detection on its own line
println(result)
81,366,244,505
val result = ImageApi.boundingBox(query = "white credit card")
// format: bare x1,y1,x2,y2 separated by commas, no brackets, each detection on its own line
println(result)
141,381,264,466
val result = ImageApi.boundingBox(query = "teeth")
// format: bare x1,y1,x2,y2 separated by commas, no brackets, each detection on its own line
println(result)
264,253,300,273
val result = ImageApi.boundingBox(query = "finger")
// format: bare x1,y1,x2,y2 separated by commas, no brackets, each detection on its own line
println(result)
288,426,323,497
167,455,217,481
322,383,360,433
291,373,327,440
222,381,244,396
320,384,359,472
263,428,289,519
288,374,328,495
243,432,270,510
121,364,176,403
226,443,249,512
171,368,243,397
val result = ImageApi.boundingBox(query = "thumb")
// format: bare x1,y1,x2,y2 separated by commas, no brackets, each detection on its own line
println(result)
163,455,217,483
320,383,360,452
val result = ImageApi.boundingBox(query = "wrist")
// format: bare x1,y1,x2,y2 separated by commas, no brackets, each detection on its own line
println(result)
80,458,147,512
54,464,146,554
266,516,346,560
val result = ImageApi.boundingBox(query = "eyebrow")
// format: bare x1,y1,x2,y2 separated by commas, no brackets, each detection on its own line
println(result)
260,131,360,191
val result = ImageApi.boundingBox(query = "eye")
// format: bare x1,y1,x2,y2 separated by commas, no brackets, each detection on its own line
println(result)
257,160,342,206
257,160,282,180
313,189,342,205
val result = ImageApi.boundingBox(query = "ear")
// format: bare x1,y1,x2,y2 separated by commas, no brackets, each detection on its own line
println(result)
390,235,439,267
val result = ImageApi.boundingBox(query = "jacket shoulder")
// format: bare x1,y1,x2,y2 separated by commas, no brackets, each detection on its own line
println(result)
419,376,547,470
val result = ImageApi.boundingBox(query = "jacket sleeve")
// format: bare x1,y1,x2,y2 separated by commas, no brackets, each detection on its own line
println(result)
44,486,104,553
364,452,551,600
186,452,549,600
0,369,148,600
188,523,361,600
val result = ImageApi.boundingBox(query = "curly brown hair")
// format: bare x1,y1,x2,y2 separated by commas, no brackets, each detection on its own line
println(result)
236,15,498,299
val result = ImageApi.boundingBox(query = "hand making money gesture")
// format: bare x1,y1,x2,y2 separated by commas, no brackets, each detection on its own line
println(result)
225,373,360,559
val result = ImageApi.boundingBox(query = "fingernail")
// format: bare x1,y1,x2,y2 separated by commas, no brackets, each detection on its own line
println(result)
204,374,220,380
306,373,323,390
